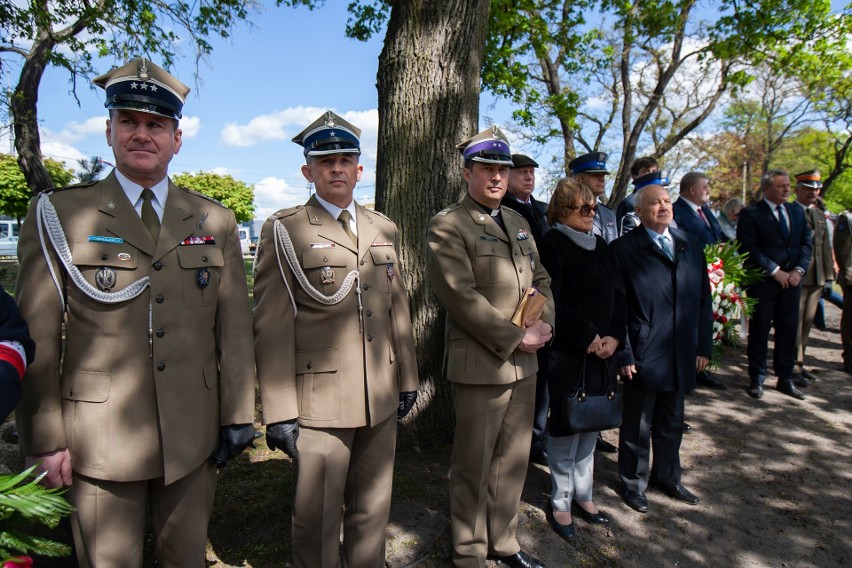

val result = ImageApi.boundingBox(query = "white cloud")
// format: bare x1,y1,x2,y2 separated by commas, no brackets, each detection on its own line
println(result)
211,166,240,177
179,115,201,139
253,176,312,219
62,116,107,141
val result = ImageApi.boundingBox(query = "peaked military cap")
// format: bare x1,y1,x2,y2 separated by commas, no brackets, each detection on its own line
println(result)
632,171,670,190
93,58,190,120
457,126,513,166
569,152,609,175
511,153,539,168
794,169,822,189
293,111,361,158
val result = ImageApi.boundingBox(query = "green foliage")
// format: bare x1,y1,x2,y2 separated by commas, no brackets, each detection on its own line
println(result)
0,466,74,562
76,156,106,183
172,172,255,223
0,154,72,220
344,0,389,41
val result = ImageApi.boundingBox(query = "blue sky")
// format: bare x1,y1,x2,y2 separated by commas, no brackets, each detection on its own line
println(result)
8,3,519,221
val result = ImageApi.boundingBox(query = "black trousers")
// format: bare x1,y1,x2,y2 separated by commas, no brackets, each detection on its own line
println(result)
531,346,550,450
747,278,801,386
618,382,684,493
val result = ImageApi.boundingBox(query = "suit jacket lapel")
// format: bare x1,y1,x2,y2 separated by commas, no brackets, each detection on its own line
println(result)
98,172,156,257
308,195,358,253
636,226,673,264
155,183,197,261
356,203,378,260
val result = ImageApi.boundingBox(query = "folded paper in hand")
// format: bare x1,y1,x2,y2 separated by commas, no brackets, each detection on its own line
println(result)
511,287,547,327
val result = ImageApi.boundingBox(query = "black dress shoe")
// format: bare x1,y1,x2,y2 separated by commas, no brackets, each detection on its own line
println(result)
572,501,611,525
777,382,805,400
683,422,692,433
801,369,817,381
546,508,576,540
596,434,618,453
488,550,546,568
746,383,764,399
620,488,648,513
697,370,727,390
658,483,700,505
792,373,809,388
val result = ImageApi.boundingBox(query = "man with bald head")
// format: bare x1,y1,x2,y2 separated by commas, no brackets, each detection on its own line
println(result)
612,184,712,514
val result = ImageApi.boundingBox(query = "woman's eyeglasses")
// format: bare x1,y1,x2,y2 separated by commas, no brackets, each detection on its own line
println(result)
567,204,597,217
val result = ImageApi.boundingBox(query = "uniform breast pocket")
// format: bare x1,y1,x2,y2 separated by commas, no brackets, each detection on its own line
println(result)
302,248,351,293
70,241,140,299
295,348,340,421
177,246,223,307
368,247,397,294
475,239,510,283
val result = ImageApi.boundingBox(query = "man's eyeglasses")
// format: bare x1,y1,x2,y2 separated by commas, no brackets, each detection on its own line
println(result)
567,204,597,217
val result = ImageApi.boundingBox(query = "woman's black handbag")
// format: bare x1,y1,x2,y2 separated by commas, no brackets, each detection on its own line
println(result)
561,355,622,434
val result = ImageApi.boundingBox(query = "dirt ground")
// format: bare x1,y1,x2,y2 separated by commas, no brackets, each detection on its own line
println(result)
4,303,850,567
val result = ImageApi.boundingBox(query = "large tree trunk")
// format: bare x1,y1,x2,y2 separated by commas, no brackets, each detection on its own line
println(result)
375,0,490,443
13,33,57,195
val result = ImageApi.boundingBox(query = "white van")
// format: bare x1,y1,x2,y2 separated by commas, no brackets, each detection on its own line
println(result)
238,228,251,256
0,220,21,239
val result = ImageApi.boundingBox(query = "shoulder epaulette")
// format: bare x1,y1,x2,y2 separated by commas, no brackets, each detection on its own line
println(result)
501,206,524,219
436,203,462,216
43,179,98,195
177,186,227,208
268,205,304,222
364,207,392,222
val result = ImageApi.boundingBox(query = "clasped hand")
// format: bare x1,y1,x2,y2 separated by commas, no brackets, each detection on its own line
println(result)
587,335,619,359
518,319,553,353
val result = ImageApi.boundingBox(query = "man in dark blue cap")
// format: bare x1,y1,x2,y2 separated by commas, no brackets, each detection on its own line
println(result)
16,57,258,566
570,152,617,243
254,110,420,568
617,157,659,235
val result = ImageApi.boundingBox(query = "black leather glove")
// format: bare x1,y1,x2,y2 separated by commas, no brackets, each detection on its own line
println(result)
823,282,834,299
398,391,417,420
210,423,260,468
266,420,299,459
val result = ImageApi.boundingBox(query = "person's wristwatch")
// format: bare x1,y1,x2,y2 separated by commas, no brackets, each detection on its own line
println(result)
794,267,806,275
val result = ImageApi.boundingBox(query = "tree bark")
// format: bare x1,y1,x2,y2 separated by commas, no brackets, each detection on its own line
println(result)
13,33,57,195
375,0,491,443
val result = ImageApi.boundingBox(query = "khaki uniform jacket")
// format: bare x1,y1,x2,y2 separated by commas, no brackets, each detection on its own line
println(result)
15,172,256,485
253,196,419,428
426,193,554,385
834,211,852,287
802,206,834,287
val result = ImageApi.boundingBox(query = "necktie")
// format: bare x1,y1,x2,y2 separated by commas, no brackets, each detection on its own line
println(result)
338,210,356,247
141,188,160,243
658,235,673,261
697,207,710,226
776,204,789,240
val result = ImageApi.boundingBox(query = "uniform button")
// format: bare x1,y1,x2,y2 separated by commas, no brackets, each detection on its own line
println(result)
360,260,365,265
519,268,524,273
513,251,518,256
156,362,165,371
101,254,108,261
385,254,390,260
202,256,208,262
491,248,496,253
367,335,373,342
155,294,164,303
363,284,370,290
153,261,163,270
306,362,312,370
323,257,329,262
155,329,164,338
366,309,373,317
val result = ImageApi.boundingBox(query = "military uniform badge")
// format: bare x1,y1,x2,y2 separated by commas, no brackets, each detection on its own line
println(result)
321,266,335,285
96,267,117,291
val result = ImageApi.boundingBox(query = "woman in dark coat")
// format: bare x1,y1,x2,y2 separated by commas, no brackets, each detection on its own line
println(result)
538,178,626,540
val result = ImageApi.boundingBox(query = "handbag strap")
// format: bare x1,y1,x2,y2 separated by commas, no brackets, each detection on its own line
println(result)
576,354,587,401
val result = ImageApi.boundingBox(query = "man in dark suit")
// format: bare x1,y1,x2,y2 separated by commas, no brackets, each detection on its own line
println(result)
672,172,727,391
737,169,813,400
613,183,713,514
501,153,551,467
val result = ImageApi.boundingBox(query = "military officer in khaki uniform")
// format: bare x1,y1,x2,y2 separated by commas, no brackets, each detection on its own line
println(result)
833,207,852,374
253,111,419,568
15,59,257,567
426,126,554,568
792,170,835,384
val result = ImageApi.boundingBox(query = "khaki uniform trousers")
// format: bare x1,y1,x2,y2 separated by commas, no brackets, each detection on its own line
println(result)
449,374,536,568
795,284,823,372
293,413,397,568
69,461,217,568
